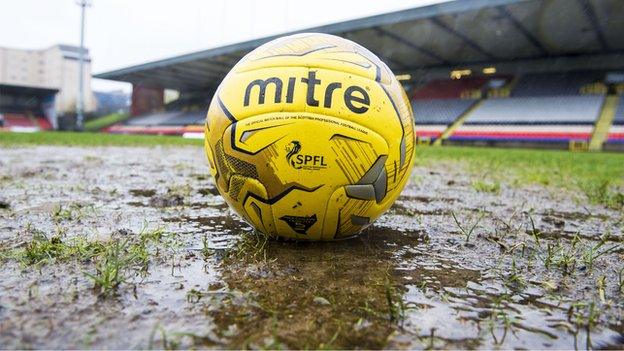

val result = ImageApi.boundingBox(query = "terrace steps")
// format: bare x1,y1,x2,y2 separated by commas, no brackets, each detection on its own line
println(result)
433,99,484,146
589,95,619,151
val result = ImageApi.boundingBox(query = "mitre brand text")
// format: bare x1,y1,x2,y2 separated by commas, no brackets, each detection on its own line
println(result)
243,71,370,114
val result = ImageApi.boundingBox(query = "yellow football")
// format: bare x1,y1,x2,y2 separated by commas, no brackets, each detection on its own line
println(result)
204,33,415,240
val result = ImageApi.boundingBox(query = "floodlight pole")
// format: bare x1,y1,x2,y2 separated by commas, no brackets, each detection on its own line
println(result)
76,0,90,131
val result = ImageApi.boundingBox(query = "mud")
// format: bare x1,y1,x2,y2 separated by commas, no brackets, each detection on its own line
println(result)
0,146,622,349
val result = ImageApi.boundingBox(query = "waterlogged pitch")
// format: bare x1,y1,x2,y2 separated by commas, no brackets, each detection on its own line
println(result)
0,138,623,349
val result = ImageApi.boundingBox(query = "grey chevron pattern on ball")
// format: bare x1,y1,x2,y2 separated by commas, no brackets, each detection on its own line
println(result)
345,155,388,203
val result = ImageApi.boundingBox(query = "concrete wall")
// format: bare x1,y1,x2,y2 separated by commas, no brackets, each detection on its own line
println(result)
0,45,96,114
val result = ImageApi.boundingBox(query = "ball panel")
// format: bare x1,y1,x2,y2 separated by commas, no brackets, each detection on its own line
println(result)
215,112,389,240
233,33,391,85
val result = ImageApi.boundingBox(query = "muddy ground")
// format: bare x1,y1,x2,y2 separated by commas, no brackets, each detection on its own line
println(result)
0,145,622,349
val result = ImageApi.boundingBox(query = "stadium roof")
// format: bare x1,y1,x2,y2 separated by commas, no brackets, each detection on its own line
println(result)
94,0,624,92
0,83,59,96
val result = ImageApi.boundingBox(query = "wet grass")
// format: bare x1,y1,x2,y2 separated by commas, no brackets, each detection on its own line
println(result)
1,222,177,297
201,229,422,349
3,225,106,266
51,203,96,223
84,239,142,295
0,131,202,147
451,210,485,243
417,146,624,207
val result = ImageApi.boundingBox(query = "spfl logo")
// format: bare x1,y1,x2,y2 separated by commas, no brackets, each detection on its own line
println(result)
285,140,328,171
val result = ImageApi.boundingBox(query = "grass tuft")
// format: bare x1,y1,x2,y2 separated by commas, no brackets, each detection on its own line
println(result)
472,180,501,194
84,239,139,295
451,210,485,243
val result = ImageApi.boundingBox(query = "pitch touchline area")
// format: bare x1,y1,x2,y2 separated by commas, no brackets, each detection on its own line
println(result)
0,135,622,348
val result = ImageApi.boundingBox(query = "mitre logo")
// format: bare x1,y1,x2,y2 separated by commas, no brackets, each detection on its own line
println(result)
285,140,328,171
243,71,370,114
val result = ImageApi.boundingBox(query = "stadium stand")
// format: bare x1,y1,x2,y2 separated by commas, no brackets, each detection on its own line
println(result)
511,72,603,97
411,78,491,99
449,94,604,144
124,112,182,126
106,108,207,135
159,109,207,126
0,113,52,132
413,99,477,125
606,97,624,148
463,96,605,125
606,125,624,147
442,72,611,146
413,98,477,141
613,97,624,126
449,125,596,144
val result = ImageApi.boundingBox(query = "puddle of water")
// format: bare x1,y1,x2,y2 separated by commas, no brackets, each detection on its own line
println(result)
199,226,432,349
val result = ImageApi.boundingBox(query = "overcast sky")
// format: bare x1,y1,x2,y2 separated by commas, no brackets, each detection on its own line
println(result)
0,0,446,92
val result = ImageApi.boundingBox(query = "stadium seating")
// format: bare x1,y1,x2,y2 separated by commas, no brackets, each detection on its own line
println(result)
450,95,604,143
512,72,602,97
125,111,182,126
607,125,624,144
606,97,624,146
159,109,207,126
0,113,52,132
412,99,477,125
612,97,624,125
412,99,477,141
464,96,605,125
450,125,595,143
106,108,206,136
411,78,490,99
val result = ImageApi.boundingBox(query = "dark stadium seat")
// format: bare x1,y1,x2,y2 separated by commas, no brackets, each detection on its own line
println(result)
512,72,603,97
447,94,606,144
125,112,182,126
411,78,490,100
464,96,605,125
612,97,624,126
159,109,207,126
606,97,624,146
412,99,477,125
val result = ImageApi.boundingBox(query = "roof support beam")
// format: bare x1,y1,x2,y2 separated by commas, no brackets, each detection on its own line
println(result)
183,61,230,76
401,51,624,79
576,0,609,51
166,68,215,86
174,63,226,79
429,17,496,60
373,27,450,65
370,50,409,71
496,6,548,56
130,72,204,91
204,59,237,70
